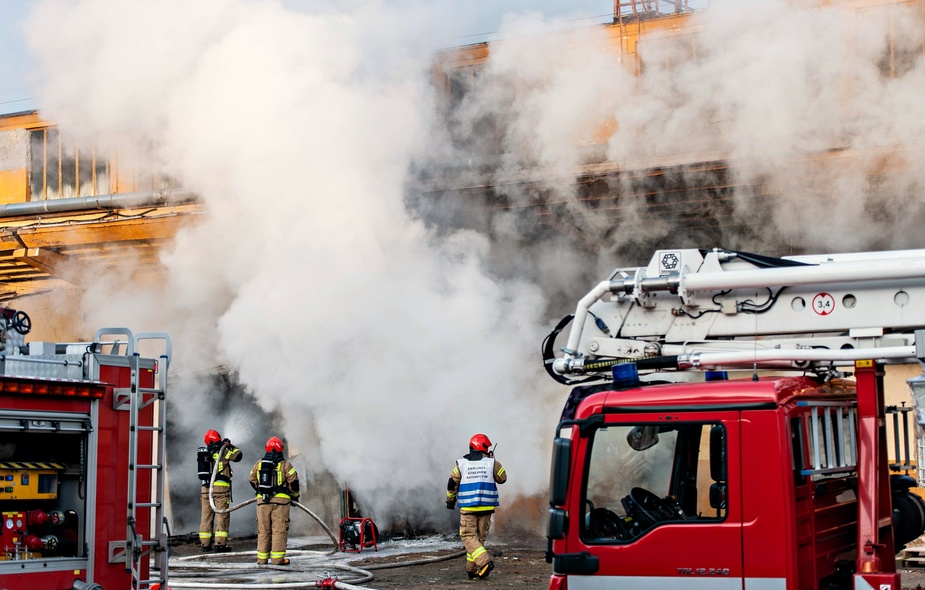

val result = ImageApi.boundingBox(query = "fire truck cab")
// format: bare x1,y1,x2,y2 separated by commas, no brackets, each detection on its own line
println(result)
0,314,170,590
545,248,925,590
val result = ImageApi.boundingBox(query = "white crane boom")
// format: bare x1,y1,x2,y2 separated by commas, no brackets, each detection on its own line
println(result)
550,248,925,378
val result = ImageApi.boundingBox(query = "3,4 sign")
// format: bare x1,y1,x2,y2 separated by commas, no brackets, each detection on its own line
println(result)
812,292,835,316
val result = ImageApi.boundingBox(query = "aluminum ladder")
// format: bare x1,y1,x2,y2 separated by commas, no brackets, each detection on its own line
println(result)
98,328,173,590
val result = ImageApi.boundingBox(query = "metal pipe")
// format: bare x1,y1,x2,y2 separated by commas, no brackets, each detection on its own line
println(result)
0,189,197,218
677,345,917,369
562,281,613,358
681,257,925,294
1,355,81,366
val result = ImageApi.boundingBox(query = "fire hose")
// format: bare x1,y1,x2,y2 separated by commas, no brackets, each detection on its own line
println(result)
163,553,376,589
206,443,339,554
191,444,468,588
165,547,468,589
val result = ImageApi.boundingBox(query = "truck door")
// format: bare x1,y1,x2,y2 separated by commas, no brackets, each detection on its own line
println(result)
567,410,743,589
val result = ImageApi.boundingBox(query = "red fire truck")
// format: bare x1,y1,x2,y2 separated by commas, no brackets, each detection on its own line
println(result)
0,312,171,590
543,248,925,590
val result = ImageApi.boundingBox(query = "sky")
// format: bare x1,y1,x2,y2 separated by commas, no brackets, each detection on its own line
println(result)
0,0,615,116
0,1,37,114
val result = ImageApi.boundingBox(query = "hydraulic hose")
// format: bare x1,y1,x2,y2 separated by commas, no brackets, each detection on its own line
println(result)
206,445,339,552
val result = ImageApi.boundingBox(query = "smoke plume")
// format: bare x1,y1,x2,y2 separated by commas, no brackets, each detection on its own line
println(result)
23,0,925,538
24,0,569,535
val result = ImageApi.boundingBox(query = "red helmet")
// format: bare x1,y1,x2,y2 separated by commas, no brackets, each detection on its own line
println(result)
204,430,222,445
266,436,284,453
469,434,491,453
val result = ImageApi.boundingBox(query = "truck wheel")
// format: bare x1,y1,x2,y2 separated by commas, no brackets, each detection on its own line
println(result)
893,490,925,549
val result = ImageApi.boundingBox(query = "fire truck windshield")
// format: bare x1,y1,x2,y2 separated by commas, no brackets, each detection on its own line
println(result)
581,422,727,543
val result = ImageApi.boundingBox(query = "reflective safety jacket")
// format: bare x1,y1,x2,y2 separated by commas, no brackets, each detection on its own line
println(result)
208,442,243,488
447,451,507,513
248,453,300,505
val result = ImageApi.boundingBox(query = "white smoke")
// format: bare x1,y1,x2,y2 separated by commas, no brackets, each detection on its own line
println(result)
452,0,925,262
24,0,568,534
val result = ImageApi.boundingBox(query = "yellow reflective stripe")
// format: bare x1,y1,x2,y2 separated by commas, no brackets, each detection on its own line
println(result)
446,491,456,499
467,554,475,562
274,463,295,486
199,533,212,539
213,481,231,487
215,531,228,538
497,467,505,476
471,547,487,559
271,551,286,558
461,506,494,512
257,551,270,559
453,466,460,476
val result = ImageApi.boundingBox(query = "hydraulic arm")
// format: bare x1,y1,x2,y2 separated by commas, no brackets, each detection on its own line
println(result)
548,248,925,381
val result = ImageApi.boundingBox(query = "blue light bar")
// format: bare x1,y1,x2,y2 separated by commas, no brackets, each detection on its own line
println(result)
612,363,640,390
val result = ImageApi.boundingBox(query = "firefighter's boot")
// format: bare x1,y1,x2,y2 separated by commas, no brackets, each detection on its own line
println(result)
478,561,494,579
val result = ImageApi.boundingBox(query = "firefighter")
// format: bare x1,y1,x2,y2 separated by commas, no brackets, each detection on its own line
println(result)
446,433,507,579
198,429,242,552
248,436,300,566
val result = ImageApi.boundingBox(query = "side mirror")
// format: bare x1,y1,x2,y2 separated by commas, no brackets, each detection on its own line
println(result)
547,507,568,539
627,425,659,451
549,437,571,506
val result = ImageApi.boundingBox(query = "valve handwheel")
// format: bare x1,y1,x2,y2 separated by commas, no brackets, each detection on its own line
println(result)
12,310,31,335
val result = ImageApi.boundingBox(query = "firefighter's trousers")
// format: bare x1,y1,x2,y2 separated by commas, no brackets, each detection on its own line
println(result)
200,487,232,548
459,511,493,572
256,501,291,564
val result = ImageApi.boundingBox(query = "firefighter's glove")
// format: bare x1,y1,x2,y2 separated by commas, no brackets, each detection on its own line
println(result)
222,438,232,446
446,501,456,510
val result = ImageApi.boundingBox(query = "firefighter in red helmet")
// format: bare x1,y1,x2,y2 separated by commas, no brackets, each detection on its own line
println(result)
198,429,242,552
248,436,300,565
446,433,507,579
